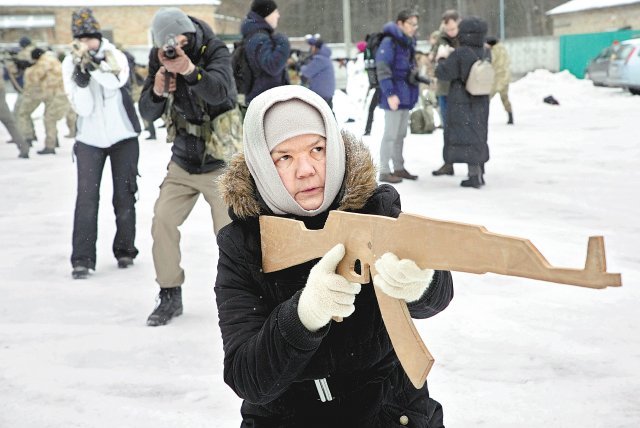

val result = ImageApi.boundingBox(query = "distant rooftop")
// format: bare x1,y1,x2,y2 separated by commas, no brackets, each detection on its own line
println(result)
0,0,220,6
547,0,640,15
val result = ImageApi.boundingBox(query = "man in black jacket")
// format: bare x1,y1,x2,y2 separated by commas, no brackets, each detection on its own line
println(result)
215,85,453,427
139,7,237,326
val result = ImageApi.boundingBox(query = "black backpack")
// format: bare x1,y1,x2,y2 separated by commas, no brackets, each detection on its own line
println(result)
363,32,387,88
231,38,253,98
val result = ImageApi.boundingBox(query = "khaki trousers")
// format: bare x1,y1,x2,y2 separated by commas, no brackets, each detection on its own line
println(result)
152,161,231,288
490,85,512,114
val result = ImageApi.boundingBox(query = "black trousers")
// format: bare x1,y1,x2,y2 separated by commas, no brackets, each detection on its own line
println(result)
364,88,380,134
71,138,139,269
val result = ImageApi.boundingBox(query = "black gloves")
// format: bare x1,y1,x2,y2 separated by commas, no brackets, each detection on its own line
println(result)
72,65,91,88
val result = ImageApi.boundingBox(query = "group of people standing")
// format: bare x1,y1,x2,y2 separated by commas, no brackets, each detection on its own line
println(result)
1,37,77,158
372,8,514,189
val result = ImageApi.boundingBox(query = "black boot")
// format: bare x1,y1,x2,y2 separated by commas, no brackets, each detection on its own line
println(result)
460,175,484,188
147,287,183,326
72,266,90,279
432,163,454,176
507,112,514,125
37,147,56,155
117,257,134,268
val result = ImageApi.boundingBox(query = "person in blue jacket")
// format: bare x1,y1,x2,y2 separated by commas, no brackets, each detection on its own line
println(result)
375,9,421,184
241,0,290,105
300,34,336,111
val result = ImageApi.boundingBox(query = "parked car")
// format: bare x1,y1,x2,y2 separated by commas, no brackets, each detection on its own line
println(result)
607,38,640,95
585,44,618,86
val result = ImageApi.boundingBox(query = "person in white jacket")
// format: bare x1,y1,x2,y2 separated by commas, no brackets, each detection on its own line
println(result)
62,8,141,279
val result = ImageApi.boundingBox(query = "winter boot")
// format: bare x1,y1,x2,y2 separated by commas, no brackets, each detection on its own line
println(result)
117,257,134,269
507,112,514,125
432,163,454,176
72,266,90,279
379,173,403,184
460,175,484,189
37,148,56,155
18,151,29,159
393,169,418,180
147,287,183,327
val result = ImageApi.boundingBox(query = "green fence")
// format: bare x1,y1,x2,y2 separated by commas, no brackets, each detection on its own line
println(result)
560,29,640,78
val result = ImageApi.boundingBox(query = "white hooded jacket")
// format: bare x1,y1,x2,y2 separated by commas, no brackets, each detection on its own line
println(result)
62,38,138,148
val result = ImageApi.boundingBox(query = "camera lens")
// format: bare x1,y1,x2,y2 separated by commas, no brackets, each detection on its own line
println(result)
164,46,176,59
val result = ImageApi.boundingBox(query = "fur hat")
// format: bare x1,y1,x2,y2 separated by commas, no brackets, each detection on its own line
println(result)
71,8,102,39
251,0,278,18
151,7,196,48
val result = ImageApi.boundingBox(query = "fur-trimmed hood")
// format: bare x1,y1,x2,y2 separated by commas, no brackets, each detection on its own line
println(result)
218,130,378,220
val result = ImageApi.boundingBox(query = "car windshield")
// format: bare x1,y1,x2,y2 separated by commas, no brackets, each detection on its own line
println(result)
613,44,635,61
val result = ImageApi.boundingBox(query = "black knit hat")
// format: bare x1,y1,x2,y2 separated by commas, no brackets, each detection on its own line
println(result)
71,8,102,39
251,0,278,18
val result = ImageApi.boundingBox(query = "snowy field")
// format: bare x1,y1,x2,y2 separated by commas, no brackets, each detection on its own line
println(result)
1,69,639,427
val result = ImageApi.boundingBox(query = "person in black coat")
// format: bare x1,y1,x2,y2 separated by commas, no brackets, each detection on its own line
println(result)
435,16,490,188
240,0,290,105
215,85,454,427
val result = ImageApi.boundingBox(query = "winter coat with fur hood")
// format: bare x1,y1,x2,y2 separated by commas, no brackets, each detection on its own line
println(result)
215,132,453,427
435,16,490,165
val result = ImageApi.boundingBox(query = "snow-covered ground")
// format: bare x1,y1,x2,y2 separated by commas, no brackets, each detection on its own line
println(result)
1,70,639,427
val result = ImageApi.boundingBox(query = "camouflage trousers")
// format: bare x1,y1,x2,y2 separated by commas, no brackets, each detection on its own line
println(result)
17,92,69,149
490,85,512,114
66,109,77,138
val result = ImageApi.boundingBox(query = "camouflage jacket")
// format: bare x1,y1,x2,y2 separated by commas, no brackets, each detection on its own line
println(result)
24,52,65,98
490,42,511,91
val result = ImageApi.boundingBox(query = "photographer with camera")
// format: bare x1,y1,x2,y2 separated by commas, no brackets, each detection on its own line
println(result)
139,7,237,327
62,8,141,280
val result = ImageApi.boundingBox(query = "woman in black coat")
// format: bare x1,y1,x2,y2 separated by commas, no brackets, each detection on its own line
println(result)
436,16,490,188
215,85,454,427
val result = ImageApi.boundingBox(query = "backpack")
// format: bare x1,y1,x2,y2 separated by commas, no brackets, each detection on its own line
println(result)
231,38,253,102
465,49,495,96
363,32,386,88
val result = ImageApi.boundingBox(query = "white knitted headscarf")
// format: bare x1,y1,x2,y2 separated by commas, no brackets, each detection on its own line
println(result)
243,85,345,217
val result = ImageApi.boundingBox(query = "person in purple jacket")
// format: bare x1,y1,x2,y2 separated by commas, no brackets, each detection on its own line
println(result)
375,9,421,184
300,34,336,111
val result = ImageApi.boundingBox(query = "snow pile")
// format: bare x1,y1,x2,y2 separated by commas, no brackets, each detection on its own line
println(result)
0,70,639,427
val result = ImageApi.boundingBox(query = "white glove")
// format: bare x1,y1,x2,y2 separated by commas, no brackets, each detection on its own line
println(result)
436,44,454,60
298,244,362,331
373,253,434,303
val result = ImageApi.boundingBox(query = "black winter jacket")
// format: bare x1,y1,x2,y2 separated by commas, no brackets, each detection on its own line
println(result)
241,11,290,105
139,16,237,174
436,17,490,165
215,133,453,427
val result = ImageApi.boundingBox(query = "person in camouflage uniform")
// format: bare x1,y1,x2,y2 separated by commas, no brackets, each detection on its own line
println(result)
9,37,36,138
17,48,69,155
486,36,513,125
0,63,29,158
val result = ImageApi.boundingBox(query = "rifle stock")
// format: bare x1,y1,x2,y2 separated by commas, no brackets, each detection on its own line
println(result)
259,211,621,389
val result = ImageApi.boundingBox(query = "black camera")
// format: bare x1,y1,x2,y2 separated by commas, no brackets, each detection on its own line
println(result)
163,35,178,59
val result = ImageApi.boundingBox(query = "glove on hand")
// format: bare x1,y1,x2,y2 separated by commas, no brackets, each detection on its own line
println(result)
298,244,362,332
153,66,176,97
374,253,434,302
72,65,91,88
158,44,195,76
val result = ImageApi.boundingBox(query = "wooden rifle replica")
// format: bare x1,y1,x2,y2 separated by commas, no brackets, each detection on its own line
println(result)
260,211,622,389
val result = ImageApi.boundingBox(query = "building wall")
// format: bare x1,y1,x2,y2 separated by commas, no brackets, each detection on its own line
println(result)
552,4,640,35
0,5,218,47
